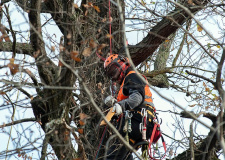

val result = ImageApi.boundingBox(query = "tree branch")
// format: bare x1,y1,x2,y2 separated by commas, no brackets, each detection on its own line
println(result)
126,0,209,66
185,70,216,86
0,118,36,128
0,42,33,56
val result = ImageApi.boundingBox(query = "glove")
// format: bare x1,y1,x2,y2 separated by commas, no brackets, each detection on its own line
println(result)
104,95,117,106
112,103,123,115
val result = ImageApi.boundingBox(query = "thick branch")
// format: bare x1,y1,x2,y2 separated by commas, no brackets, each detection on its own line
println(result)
0,42,33,56
127,0,209,66
216,48,225,97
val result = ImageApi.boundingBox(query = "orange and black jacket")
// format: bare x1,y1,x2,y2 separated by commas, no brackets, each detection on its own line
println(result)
117,68,155,121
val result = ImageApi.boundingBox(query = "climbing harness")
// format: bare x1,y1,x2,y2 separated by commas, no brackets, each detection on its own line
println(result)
136,107,167,160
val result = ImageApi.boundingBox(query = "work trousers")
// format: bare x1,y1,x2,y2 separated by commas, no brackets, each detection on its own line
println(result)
106,112,154,160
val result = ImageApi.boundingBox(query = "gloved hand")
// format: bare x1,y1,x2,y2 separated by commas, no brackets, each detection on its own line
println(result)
104,95,117,106
112,103,123,115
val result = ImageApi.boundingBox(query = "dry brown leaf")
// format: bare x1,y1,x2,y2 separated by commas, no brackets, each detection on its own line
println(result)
203,82,206,87
89,39,97,48
64,130,70,141
74,57,81,62
205,106,209,110
106,34,113,39
82,47,92,57
97,82,102,89
78,128,84,134
67,33,72,39
9,58,14,64
197,24,203,32
189,104,196,107
58,60,64,66
93,5,100,13
81,39,88,45
0,91,6,95
188,0,195,5
165,39,170,43
97,44,108,54
70,51,79,60
79,120,85,126
7,62,19,75
80,113,88,120
88,2,93,6
98,44,108,50
4,35,10,42
205,88,210,92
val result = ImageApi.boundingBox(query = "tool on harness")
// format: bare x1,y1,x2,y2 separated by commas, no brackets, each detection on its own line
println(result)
123,110,133,141
139,108,148,141
148,116,166,160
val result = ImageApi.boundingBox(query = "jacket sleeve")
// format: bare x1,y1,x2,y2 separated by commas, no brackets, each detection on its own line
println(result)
117,89,143,110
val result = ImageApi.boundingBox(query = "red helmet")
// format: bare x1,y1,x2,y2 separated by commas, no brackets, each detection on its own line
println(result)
104,54,130,83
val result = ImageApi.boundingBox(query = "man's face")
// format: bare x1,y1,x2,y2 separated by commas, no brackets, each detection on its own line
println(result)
106,64,121,82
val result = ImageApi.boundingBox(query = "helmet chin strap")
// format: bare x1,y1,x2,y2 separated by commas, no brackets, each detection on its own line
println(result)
116,66,127,84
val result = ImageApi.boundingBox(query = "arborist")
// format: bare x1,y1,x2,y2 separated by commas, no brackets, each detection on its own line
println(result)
103,54,157,160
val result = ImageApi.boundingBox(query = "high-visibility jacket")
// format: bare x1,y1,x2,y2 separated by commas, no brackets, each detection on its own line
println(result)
117,71,154,105
117,71,155,121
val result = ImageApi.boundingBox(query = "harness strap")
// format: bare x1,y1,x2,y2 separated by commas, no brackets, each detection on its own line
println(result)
149,121,157,147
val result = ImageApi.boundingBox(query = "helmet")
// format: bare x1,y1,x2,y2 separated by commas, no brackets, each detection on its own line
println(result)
104,54,130,83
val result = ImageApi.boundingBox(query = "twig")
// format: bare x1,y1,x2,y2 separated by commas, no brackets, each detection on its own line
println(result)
185,70,216,86
4,4,16,58
0,118,36,128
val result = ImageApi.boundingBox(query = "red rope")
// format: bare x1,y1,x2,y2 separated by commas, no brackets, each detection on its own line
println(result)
148,120,167,160
94,125,108,160
96,51,106,61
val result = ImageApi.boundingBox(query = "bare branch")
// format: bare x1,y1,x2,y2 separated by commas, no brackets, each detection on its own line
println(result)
216,48,225,97
185,70,216,86
0,118,36,128
0,42,33,56
127,0,210,65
